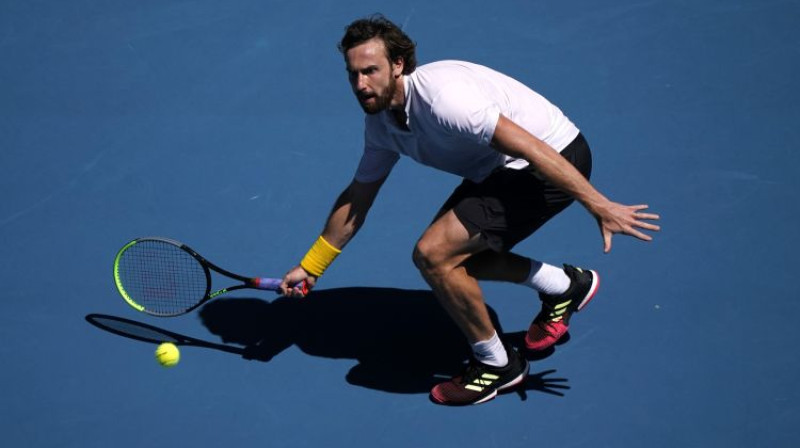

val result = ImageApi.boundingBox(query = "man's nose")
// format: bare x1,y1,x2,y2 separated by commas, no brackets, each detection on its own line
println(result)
354,73,368,91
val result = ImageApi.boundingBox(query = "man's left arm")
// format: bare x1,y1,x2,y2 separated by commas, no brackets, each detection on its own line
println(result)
490,114,660,253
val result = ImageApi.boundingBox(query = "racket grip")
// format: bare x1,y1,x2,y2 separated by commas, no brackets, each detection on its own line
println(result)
252,277,308,295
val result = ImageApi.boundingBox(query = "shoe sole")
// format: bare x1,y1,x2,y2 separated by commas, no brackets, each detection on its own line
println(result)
472,360,530,405
575,270,600,312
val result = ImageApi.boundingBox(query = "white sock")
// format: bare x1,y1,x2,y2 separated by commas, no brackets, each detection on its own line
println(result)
471,331,508,367
521,260,571,296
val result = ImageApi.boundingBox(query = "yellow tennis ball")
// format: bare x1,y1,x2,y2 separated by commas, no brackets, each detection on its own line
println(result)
155,342,180,368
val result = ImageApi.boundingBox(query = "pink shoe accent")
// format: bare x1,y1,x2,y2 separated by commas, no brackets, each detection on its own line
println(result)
525,319,569,351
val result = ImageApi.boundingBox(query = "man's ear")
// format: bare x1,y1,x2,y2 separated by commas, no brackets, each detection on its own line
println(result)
392,57,404,77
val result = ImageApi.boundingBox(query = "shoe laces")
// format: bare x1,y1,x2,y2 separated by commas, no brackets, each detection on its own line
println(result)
460,360,496,387
539,299,573,323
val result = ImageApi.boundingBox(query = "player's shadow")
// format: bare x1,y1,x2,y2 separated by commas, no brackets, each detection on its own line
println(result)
198,286,569,397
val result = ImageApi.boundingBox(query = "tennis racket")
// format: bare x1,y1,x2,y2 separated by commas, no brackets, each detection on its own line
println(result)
113,237,306,317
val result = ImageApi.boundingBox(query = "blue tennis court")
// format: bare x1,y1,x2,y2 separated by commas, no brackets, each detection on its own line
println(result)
2,0,798,446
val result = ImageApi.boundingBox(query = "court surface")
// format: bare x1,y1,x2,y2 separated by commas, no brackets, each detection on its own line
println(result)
2,0,799,446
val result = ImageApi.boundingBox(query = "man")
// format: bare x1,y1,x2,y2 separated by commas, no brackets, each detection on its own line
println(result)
280,15,660,406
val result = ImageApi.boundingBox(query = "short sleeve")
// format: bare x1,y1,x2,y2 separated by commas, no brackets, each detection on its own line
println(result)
354,145,400,183
430,83,501,145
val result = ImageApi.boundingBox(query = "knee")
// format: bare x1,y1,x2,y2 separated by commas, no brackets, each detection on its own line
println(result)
412,238,444,278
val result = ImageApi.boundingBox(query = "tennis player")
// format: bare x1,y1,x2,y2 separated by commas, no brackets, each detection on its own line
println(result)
281,15,660,405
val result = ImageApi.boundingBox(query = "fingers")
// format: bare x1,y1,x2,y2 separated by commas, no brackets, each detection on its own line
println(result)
631,205,661,223
631,214,661,234
621,216,656,242
628,228,654,242
602,224,651,254
283,284,307,298
635,221,661,232
278,279,294,297
280,281,304,297
626,204,661,234
635,212,661,221
279,267,313,298
599,203,661,253
294,280,309,296
288,280,310,298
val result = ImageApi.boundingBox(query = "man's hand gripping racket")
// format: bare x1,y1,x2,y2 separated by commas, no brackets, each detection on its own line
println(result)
279,265,317,298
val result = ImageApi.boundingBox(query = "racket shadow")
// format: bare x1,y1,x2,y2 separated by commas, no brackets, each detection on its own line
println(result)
197,286,567,396
85,313,245,355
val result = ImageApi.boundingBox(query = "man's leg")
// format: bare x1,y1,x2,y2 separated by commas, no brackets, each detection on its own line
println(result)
412,209,494,344
462,251,572,296
460,250,531,283
415,209,529,406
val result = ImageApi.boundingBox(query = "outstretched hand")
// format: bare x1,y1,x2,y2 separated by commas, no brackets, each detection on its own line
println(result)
594,202,660,253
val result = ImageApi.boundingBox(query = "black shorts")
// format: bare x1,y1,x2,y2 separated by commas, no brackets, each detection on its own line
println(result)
441,133,592,252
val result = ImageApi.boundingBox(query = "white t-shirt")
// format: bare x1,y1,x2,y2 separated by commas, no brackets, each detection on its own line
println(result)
354,60,580,183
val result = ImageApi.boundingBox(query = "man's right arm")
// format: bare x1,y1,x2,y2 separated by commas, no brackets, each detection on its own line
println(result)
280,176,388,296
320,176,387,249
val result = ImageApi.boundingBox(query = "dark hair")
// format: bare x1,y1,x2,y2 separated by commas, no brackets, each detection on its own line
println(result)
338,15,417,74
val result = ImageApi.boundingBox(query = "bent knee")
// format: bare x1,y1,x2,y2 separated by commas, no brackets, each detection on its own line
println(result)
412,238,439,273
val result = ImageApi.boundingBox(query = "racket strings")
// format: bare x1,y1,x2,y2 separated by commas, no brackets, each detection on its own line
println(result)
116,240,208,315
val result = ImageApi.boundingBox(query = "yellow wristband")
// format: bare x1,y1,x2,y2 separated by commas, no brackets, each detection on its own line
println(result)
300,236,342,277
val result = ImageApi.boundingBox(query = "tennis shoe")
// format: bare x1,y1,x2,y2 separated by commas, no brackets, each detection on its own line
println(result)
525,264,599,351
430,345,529,406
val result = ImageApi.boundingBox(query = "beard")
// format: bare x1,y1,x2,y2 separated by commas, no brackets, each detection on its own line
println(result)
357,78,396,115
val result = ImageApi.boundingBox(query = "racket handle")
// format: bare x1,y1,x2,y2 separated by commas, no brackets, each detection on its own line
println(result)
251,277,308,295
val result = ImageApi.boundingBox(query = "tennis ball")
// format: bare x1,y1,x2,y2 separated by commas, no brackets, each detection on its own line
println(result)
155,342,180,368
